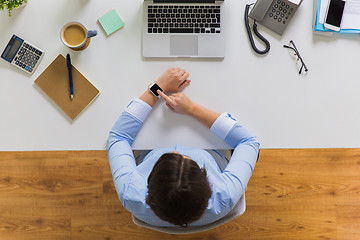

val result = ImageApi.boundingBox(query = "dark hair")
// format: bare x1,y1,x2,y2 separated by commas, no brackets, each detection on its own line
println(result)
146,153,212,227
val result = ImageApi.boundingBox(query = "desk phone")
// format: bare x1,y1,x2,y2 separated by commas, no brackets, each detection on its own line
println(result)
1,34,44,75
249,0,302,35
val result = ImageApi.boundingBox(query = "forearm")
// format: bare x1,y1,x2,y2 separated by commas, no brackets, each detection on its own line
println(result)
188,103,220,128
139,88,159,107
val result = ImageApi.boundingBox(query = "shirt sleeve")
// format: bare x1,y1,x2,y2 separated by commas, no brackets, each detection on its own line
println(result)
210,112,260,206
107,98,152,201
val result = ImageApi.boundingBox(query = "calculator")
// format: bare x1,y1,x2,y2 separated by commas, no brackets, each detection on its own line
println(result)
1,34,44,75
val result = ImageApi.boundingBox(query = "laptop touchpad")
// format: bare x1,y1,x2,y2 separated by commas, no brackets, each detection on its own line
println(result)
170,36,198,56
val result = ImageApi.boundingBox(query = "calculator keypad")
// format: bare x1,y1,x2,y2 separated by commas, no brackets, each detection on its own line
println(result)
12,42,43,74
268,0,294,25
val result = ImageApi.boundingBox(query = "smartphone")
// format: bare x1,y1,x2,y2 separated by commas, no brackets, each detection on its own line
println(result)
324,0,346,32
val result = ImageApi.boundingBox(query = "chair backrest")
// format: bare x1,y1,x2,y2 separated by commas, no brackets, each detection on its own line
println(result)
132,193,246,234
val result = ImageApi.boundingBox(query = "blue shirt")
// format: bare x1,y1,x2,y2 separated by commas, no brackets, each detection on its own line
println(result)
108,98,259,227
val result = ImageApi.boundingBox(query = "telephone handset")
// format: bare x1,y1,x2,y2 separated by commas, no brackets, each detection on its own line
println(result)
249,0,302,36
249,0,274,22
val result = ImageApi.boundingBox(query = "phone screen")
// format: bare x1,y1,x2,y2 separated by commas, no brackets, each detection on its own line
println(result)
325,0,346,27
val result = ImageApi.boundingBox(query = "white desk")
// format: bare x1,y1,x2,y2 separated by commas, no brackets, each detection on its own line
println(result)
1,0,360,151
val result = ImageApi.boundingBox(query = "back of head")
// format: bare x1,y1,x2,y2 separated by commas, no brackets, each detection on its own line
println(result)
146,153,212,227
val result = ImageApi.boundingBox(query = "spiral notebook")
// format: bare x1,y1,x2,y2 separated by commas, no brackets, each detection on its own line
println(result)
34,54,100,120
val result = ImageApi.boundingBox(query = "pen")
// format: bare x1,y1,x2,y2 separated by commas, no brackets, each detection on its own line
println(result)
66,53,74,100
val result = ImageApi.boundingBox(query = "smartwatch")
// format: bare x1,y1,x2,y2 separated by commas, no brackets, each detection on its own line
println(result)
148,82,163,97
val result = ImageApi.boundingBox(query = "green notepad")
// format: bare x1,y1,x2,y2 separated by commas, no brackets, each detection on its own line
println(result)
98,9,125,36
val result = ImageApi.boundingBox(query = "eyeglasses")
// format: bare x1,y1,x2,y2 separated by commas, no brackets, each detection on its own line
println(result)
283,40,308,75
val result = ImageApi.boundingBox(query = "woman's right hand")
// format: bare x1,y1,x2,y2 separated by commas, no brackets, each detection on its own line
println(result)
158,91,195,116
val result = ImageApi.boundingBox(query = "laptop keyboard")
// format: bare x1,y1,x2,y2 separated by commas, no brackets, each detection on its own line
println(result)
147,5,221,34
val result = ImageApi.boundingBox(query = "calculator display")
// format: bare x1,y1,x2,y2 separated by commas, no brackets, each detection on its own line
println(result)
7,39,22,59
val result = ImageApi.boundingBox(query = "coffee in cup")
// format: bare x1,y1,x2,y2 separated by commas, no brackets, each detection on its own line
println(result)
60,22,97,50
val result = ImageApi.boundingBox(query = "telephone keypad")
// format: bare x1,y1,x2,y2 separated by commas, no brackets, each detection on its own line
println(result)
248,0,301,35
268,0,294,25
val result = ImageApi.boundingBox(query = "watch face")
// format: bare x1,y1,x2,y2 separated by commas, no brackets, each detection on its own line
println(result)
150,83,162,96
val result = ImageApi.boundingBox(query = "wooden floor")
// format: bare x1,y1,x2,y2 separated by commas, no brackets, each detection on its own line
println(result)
0,149,359,240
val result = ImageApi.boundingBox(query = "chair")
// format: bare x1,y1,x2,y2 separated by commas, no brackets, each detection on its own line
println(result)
132,193,246,234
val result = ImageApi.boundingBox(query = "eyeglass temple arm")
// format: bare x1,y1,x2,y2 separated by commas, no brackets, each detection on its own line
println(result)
283,44,308,72
289,41,308,72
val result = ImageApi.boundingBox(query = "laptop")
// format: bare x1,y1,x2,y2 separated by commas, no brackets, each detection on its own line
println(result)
142,0,225,58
